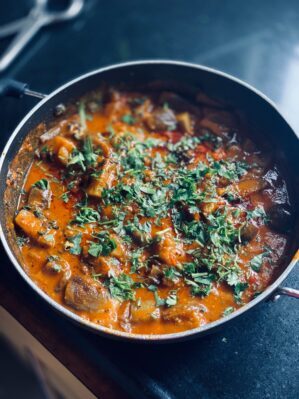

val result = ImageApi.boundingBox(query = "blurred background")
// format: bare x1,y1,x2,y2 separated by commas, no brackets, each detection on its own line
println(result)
0,1,298,398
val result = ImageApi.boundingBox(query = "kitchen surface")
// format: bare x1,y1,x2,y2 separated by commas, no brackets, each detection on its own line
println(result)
0,1,298,398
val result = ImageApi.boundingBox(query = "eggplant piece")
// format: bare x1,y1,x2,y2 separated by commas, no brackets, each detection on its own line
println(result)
267,204,294,233
143,107,177,131
64,276,106,312
28,186,52,209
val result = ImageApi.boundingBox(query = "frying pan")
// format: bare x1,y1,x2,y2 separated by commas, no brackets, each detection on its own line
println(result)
0,60,298,343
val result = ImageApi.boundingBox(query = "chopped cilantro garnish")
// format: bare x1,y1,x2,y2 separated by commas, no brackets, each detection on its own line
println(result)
44,233,54,243
121,114,136,125
72,207,100,225
65,234,82,255
223,307,235,316
16,236,29,248
33,179,49,191
234,282,249,304
163,267,181,281
250,250,270,272
165,290,178,307
68,149,86,171
60,192,70,203
88,232,117,257
106,273,135,301
82,137,97,167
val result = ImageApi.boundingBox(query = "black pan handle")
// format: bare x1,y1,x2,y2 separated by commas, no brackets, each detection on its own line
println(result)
0,78,46,99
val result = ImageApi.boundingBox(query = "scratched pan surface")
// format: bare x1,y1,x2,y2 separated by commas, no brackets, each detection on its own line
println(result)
0,61,298,342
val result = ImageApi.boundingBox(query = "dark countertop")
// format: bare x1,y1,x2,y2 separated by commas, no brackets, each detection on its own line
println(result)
0,1,298,398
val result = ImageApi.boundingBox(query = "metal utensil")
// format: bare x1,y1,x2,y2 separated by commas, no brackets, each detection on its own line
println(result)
0,0,84,73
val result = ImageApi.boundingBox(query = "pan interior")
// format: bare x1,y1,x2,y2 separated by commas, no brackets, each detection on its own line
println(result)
1,61,298,340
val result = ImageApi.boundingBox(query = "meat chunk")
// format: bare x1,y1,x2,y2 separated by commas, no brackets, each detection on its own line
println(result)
83,254,121,277
159,92,201,116
109,234,125,260
28,186,52,209
92,135,112,157
162,304,206,327
156,233,186,266
131,300,160,323
64,276,106,312
199,110,237,139
200,202,219,217
235,179,267,196
49,136,76,166
176,112,194,134
15,209,56,247
148,264,163,285
86,159,117,198
43,257,72,292
144,107,177,131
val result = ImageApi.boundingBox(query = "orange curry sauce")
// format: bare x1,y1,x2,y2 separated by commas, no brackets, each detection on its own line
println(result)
14,89,291,334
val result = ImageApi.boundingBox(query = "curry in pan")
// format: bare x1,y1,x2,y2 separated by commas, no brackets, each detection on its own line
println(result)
11,88,292,334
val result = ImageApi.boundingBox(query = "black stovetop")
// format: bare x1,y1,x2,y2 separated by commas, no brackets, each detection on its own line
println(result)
0,1,298,398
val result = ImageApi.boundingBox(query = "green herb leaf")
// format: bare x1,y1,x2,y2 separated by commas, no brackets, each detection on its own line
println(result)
165,290,177,307
33,179,49,190
222,306,235,316
88,231,117,257
82,137,97,167
163,267,181,281
154,291,165,307
44,233,54,243
250,251,269,272
121,114,136,125
72,207,101,225
68,149,86,171
60,192,70,203
65,234,82,255
106,273,135,301
234,282,249,304
16,236,29,248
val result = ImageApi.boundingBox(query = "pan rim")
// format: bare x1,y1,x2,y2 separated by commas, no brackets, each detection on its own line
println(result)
0,59,298,342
